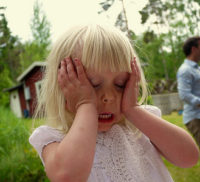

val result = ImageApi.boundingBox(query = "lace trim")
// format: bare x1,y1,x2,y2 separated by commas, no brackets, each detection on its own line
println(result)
89,124,172,182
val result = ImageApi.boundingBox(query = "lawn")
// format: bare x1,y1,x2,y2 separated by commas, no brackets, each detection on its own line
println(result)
162,112,200,182
0,106,199,182
0,106,48,182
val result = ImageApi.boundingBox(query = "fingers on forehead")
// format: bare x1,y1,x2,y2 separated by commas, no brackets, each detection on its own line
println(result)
131,57,141,81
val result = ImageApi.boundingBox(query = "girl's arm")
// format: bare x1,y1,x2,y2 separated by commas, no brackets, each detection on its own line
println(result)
43,58,98,182
124,106,199,168
122,59,199,168
43,103,98,182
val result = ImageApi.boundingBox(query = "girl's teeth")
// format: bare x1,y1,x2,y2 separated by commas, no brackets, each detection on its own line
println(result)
99,114,112,119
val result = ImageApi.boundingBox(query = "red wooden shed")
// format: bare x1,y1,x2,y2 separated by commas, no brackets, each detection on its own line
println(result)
5,62,45,117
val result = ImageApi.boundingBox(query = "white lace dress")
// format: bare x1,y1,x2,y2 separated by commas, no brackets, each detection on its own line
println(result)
29,105,174,182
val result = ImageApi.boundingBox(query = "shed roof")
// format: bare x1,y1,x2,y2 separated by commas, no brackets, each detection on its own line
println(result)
3,83,23,92
17,61,46,82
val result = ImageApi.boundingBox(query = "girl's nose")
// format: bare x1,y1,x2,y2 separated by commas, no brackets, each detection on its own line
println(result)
101,91,115,104
102,98,109,103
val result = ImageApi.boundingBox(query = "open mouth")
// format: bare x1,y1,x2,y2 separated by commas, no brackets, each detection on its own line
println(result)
98,113,114,123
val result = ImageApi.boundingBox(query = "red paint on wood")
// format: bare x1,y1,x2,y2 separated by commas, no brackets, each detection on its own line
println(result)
23,66,44,117
18,86,26,116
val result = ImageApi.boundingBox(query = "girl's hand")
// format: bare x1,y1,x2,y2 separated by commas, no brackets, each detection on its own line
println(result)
121,57,140,116
58,57,97,113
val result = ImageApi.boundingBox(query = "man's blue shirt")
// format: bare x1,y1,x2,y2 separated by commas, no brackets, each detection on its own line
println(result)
177,59,200,124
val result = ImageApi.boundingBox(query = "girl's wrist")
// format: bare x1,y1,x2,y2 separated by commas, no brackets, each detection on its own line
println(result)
123,104,140,119
75,102,98,127
76,102,97,114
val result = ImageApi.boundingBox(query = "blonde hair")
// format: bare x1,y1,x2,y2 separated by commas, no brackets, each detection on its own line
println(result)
35,24,148,132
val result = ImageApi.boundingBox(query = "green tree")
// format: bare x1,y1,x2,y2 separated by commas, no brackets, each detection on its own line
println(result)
0,7,22,106
20,0,51,70
0,7,22,79
99,0,200,93
137,0,200,92
31,0,51,48
140,0,200,35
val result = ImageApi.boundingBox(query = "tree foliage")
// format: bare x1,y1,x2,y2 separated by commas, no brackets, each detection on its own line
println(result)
0,7,23,106
0,7,22,79
137,0,200,92
1,1,51,106
19,0,51,70
98,0,200,93
133,31,185,93
139,0,200,35
30,0,51,47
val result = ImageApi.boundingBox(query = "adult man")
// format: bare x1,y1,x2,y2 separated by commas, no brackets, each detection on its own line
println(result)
177,36,200,147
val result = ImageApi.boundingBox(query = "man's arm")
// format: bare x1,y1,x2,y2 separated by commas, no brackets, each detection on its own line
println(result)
177,71,200,106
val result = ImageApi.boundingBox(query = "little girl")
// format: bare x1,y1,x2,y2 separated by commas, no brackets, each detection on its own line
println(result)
29,24,199,182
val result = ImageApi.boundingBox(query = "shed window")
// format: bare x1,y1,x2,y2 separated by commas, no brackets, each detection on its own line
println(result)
35,80,42,98
24,87,31,100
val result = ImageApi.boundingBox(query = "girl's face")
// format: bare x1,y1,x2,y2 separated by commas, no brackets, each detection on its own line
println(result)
86,69,129,132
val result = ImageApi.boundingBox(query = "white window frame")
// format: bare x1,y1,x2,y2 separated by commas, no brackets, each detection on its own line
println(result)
24,86,31,100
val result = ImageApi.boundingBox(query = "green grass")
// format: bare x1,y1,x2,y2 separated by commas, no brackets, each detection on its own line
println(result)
0,107,199,181
162,112,200,182
0,106,49,182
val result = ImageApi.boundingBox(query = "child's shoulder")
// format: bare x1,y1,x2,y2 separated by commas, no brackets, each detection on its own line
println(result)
29,125,65,151
29,125,65,165
139,105,162,117
30,125,64,137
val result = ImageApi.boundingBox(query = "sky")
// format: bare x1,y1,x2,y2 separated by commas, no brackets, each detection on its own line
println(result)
2,0,148,42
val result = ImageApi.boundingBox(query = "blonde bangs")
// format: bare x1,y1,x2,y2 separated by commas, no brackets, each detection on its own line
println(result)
81,25,133,72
